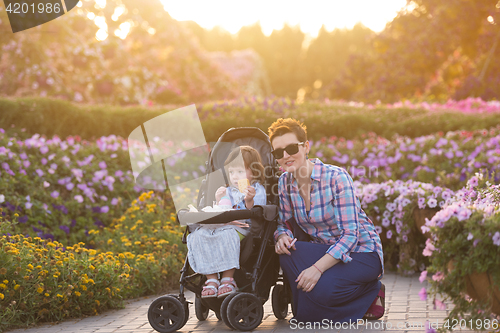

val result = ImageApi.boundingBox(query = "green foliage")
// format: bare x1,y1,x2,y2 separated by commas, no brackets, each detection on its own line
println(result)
2,97,500,143
327,0,500,102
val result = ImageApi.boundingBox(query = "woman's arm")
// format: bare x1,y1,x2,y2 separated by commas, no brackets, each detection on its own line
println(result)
325,169,360,263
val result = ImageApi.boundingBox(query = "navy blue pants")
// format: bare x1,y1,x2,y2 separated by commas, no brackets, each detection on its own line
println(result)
280,241,382,323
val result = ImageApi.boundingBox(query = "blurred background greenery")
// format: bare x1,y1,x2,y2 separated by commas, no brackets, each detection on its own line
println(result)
1,0,499,106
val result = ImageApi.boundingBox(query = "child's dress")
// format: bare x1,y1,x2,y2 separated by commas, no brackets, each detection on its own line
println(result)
187,182,266,275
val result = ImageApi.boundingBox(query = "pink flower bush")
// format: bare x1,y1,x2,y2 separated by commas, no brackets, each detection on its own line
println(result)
327,97,500,114
420,173,500,324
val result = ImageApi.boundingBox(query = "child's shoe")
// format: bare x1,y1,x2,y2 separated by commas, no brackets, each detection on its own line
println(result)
217,277,238,298
201,278,220,298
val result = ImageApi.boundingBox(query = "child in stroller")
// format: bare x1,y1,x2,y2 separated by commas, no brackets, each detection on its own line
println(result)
187,145,267,299
147,127,293,332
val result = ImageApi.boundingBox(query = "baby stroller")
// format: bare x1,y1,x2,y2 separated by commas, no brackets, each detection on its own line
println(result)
147,127,292,332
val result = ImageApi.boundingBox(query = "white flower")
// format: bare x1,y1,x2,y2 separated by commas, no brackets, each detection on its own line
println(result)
0,194,4,203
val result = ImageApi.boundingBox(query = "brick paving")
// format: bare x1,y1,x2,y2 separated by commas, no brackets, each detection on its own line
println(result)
6,272,478,333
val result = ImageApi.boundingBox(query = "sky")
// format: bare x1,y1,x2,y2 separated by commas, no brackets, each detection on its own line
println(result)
160,0,408,37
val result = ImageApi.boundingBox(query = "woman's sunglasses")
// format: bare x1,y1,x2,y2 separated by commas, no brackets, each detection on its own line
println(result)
271,142,305,159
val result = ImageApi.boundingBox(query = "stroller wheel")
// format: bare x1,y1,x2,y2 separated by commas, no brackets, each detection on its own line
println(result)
220,292,238,329
148,295,187,333
227,293,263,331
194,295,209,321
271,284,289,319
181,300,190,327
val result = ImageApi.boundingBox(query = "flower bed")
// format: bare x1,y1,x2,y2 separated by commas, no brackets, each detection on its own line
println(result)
420,175,500,328
0,191,186,332
310,126,500,190
355,180,455,275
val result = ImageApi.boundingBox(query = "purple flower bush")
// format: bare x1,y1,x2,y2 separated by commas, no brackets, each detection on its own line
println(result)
0,130,136,244
309,126,500,190
419,173,500,325
355,179,455,275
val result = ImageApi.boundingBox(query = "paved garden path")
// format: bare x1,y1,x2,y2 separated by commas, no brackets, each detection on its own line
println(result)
6,272,477,333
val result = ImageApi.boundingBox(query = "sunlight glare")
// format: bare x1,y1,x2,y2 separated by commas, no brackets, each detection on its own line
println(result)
94,16,107,31
115,22,131,40
95,29,108,41
95,0,106,10
112,5,127,21
161,0,407,36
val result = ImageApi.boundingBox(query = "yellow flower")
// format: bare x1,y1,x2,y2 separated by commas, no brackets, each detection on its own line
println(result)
56,261,63,266
75,291,81,297
107,239,113,245
130,226,136,231
3,280,8,284
95,300,100,306
0,283,6,290
36,265,42,269
0,293,4,300
27,264,34,270
37,287,44,293
14,284,20,290
45,293,49,297
57,294,63,298
14,213,19,217
81,285,87,291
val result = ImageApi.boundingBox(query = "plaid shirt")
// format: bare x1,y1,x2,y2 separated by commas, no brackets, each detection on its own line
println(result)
274,158,384,277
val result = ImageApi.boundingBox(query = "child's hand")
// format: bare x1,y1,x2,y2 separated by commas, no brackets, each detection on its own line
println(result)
244,186,256,208
215,186,227,204
228,220,248,227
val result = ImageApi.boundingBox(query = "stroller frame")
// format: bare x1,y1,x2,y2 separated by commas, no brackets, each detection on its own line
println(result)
147,128,292,332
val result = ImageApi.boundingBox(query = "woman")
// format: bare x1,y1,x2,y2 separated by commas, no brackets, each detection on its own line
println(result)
268,118,385,323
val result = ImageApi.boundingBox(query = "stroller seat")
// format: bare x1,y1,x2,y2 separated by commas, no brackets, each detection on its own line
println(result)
147,127,292,332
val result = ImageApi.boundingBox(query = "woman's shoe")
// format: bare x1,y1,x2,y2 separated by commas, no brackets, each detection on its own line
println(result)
201,278,220,298
217,277,238,298
363,282,385,320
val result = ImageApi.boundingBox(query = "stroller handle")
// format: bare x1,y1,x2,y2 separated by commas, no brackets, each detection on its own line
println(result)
176,205,278,226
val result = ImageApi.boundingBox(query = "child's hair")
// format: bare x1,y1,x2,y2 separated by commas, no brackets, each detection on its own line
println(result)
268,118,307,145
224,145,265,185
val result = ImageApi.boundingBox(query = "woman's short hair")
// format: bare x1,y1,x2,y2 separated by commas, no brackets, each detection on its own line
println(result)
224,145,265,184
268,118,307,145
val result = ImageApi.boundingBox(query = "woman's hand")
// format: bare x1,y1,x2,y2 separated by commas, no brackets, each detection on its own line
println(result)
275,234,296,255
296,266,322,292
215,186,227,204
